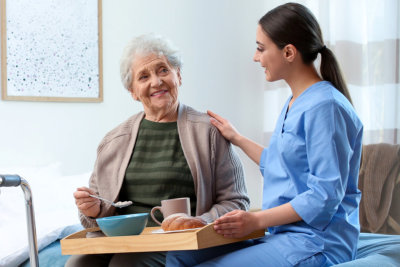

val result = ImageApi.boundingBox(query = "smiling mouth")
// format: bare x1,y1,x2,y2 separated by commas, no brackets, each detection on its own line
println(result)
151,90,168,97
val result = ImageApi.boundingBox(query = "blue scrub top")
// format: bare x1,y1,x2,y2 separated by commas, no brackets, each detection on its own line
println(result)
260,81,363,265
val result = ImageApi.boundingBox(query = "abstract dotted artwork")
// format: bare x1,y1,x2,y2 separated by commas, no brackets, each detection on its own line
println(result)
1,0,102,102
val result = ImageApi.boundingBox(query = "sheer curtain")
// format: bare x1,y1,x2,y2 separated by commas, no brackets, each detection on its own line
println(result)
263,0,400,145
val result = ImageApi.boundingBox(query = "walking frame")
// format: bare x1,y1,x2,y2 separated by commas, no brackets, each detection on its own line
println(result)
0,174,39,267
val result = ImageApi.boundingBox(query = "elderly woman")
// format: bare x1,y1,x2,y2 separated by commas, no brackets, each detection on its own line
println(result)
66,34,249,267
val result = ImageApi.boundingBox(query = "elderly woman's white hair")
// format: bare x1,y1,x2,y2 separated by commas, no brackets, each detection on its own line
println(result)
120,33,183,92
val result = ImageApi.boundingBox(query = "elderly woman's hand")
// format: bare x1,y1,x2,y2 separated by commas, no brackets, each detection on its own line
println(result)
73,186,101,218
213,210,259,238
207,110,242,146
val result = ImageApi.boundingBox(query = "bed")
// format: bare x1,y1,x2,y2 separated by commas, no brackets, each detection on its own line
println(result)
1,143,399,267
334,233,400,266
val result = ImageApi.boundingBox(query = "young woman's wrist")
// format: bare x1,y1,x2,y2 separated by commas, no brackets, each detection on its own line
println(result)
232,133,244,147
253,210,268,230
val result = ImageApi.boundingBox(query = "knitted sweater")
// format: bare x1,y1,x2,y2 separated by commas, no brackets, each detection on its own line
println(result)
80,103,249,228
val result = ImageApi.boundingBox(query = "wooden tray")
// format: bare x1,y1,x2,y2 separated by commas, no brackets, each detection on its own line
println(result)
61,224,265,255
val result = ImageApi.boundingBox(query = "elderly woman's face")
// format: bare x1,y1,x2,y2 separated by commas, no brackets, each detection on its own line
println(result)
130,54,181,114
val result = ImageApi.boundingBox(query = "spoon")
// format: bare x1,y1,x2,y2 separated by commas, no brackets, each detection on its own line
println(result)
89,194,133,208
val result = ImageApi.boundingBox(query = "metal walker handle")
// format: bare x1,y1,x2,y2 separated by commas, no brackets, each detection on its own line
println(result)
0,175,39,267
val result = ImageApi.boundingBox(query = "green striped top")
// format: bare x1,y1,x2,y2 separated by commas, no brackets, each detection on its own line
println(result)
118,119,196,226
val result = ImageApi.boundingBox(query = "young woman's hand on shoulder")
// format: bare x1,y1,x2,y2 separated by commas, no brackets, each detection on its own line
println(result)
208,110,241,145
208,110,264,165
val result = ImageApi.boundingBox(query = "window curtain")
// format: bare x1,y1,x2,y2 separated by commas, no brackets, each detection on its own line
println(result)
263,0,400,145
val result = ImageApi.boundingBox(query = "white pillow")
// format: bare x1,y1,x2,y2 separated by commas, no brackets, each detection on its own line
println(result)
0,163,90,267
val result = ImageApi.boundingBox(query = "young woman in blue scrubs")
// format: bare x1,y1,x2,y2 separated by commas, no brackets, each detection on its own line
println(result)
166,3,363,267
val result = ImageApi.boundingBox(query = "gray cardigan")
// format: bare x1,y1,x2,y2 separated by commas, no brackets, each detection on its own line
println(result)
80,103,249,228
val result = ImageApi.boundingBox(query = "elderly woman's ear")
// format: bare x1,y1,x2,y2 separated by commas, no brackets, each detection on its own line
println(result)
175,68,182,86
177,68,182,86
130,89,140,101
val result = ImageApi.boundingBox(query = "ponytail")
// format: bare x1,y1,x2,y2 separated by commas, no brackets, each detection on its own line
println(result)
319,47,353,105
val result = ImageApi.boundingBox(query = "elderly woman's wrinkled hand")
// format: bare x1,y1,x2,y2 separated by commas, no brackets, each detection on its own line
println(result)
207,110,242,146
73,186,101,218
213,210,258,239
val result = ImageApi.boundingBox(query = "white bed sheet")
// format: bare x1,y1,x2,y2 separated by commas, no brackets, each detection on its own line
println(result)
0,163,90,267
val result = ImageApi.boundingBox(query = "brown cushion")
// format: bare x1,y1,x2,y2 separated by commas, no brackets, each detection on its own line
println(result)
358,143,400,234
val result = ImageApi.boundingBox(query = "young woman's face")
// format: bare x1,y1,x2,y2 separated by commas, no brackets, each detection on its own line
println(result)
253,25,287,82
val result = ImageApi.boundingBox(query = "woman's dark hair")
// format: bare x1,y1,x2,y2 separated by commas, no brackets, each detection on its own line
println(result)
259,2,353,104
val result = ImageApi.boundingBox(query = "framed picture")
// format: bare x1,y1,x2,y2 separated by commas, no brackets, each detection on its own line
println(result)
1,0,103,102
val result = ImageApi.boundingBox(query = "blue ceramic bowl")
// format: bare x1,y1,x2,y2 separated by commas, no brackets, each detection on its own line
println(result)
96,213,148,237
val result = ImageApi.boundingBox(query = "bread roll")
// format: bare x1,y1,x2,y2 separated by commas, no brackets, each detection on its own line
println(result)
161,213,206,231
